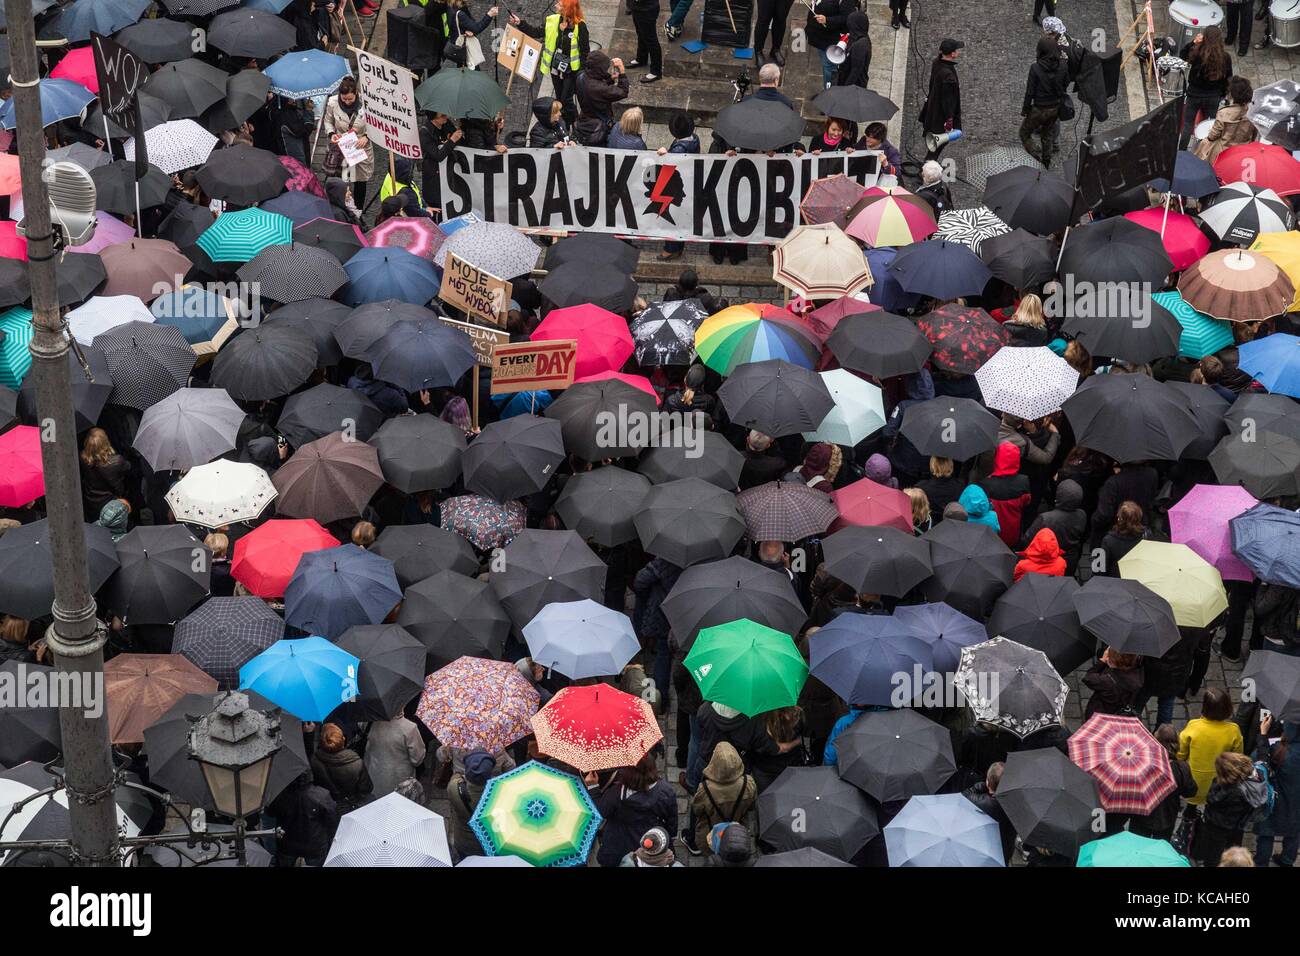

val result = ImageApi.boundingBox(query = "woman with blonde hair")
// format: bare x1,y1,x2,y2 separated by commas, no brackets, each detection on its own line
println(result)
1003,293,1051,346
904,487,931,535
0,615,32,664
205,532,236,597
918,456,963,520
608,106,648,150
79,428,131,521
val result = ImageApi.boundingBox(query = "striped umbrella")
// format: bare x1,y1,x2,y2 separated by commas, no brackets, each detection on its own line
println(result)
1068,713,1176,815
325,792,452,867
1178,248,1296,324
773,222,873,299
844,187,937,247
530,685,661,773
1077,831,1190,867
695,303,821,375
196,207,294,263
416,656,539,753
1252,231,1300,312
1201,181,1293,247
469,761,601,867
935,206,1010,256
1152,290,1234,360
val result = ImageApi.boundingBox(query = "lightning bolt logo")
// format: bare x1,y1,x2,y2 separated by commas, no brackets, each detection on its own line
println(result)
644,164,683,224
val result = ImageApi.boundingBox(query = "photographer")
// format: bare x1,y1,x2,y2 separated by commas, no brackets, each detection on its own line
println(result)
576,50,629,134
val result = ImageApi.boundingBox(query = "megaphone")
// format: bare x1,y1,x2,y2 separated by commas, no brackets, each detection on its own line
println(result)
826,34,849,65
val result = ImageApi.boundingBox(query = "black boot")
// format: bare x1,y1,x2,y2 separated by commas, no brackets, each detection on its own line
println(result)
770,47,785,66
1256,35,1271,49
899,12,910,27
891,12,900,28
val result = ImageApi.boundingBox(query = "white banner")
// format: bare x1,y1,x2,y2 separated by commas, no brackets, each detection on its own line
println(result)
351,47,422,160
432,147,882,243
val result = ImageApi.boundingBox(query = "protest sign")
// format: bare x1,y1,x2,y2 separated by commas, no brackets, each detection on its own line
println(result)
351,47,422,160
337,131,367,167
497,25,543,86
439,253,511,328
491,339,577,394
438,315,510,367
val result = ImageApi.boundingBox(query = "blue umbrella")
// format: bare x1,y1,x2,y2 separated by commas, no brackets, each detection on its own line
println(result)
1148,151,1221,200
0,78,95,130
863,247,921,312
150,285,239,351
884,793,1006,867
263,49,351,98
1238,333,1300,399
887,239,993,301
340,247,440,306
284,544,402,640
808,613,934,708
363,318,476,392
893,602,987,674
239,636,361,722
50,0,152,42
493,390,553,419
1230,502,1300,587
260,191,338,228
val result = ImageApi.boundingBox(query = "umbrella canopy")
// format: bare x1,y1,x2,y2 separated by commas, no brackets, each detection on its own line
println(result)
774,222,873,299
1230,502,1300,587
1059,216,1173,286
0,661,61,765
979,228,1059,290
0,519,118,619
523,599,639,680
49,46,102,91
340,247,440,307
845,187,937,246
916,304,1009,375
490,529,605,630
469,761,600,866
713,96,804,151
810,84,897,121
334,299,433,357
532,304,634,380
260,191,337,226
371,523,478,588
263,48,352,99
91,320,194,410
1252,231,1300,313
276,382,383,450
142,58,231,118
123,119,218,175
231,518,339,598
545,379,659,460
325,792,451,867
1178,249,1295,324
104,653,217,745
209,8,296,58
921,520,1015,619
51,251,109,307
239,636,361,722
863,246,922,311
362,314,476,394
398,570,510,670
685,618,807,716
543,233,639,273
539,262,637,313
894,602,988,674
97,239,191,302
829,476,912,534
717,358,834,438
755,847,854,868
273,433,385,525
106,524,210,625
89,160,171,216
0,425,43,507
1214,141,1300,197
416,656,539,752
1068,714,1177,815
133,387,244,471
737,479,838,542
367,216,443,262
823,525,932,598
884,793,1005,867
1062,301,1182,366
434,220,540,279
888,240,993,301
1152,289,1235,360
987,574,1090,675
332,623,426,723
300,218,369,265
370,413,466,493
1072,576,1180,657
414,66,511,119
196,207,293,263
197,144,289,206
531,685,660,774
662,555,806,647
995,748,1102,857
757,766,879,861
955,637,1067,739
210,324,317,401
462,415,565,503
800,173,864,228
1148,150,1221,199
899,396,1001,461
0,78,94,130
237,242,349,303
983,166,1074,235
1169,484,1258,583
114,17,195,63
172,598,285,687
934,206,1011,256
803,368,885,446
834,708,956,802
441,494,527,550
810,612,933,707
0,761,146,862
635,478,744,566
1118,540,1227,629
554,465,651,547
1241,650,1300,722
150,285,240,355
165,460,276,529
1077,831,1189,867
1209,428,1300,500
1165,379,1232,460
1062,374,1201,463
638,430,744,490
0,308,35,389
630,299,707,367
263,295,351,367
1200,181,1293,247
1122,207,1209,272
975,345,1078,421
696,303,821,375
1238,332,1300,399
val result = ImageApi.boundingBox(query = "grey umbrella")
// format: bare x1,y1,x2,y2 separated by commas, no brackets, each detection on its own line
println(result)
635,478,745,567
1072,576,1181,657
757,766,880,862
236,242,349,303
133,387,245,471
1165,380,1230,460
172,596,284,688
52,251,107,307
822,524,933,598
997,748,1102,857
107,525,211,626
899,397,1001,460
200,68,273,134
489,530,606,631
0,520,119,620
922,520,1015,620
754,847,854,867
369,413,466,493
955,637,1069,740
987,574,1091,675
334,299,435,358
1241,650,1300,722
142,58,229,118
0,661,61,765
462,414,565,503
210,324,318,402
638,430,744,489
276,382,383,450
397,569,512,671
661,555,807,648
0,257,30,308
264,297,353,367
334,624,426,722
834,709,957,803
92,321,195,411
554,465,652,547
717,359,834,438
370,524,479,589
115,17,196,63
545,379,660,460
714,96,805,151
272,432,385,525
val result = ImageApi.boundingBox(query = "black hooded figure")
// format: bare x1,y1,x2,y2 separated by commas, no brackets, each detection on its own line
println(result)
835,11,872,87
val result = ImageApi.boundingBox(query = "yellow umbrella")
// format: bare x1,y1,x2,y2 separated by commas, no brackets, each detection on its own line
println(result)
773,222,874,300
1118,540,1227,629
1252,231,1300,312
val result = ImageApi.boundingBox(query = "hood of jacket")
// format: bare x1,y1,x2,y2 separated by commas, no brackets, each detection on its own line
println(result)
585,50,612,79
315,747,362,769
96,499,129,540
958,483,992,518
532,96,559,126
1022,527,1062,563
905,368,935,402
846,10,870,41
1054,478,1083,512
703,741,745,785
991,441,1021,477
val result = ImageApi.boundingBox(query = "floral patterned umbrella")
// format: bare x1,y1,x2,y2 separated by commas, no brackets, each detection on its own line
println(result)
278,155,327,198
1068,713,1176,815
955,637,1067,739
415,656,539,754
917,304,1010,374
469,761,601,866
440,494,526,551
530,685,661,773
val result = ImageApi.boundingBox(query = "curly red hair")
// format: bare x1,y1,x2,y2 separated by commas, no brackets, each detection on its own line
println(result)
559,0,584,22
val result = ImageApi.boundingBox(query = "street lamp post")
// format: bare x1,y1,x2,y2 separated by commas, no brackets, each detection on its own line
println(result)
3,0,119,865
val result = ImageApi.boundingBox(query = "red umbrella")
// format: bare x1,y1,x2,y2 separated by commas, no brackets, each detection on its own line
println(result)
0,221,28,261
231,518,340,598
573,370,659,403
1123,208,1210,271
0,425,43,507
530,684,662,773
1214,142,1300,197
806,296,879,343
829,477,912,534
50,47,100,93
800,173,865,229
917,304,1010,374
1068,713,1177,815
532,304,634,380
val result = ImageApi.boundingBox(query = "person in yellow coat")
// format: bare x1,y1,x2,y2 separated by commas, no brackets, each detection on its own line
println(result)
1177,686,1244,805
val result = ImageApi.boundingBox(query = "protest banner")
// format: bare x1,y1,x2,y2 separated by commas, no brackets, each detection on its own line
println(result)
439,253,512,328
491,339,577,394
90,32,148,185
351,47,422,162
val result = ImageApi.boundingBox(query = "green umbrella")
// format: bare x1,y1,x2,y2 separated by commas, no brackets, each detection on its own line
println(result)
469,761,601,867
1076,831,1190,867
1152,290,1234,360
195,207,294,263
414,67,510,120
685,618,808,716
0,307,33,389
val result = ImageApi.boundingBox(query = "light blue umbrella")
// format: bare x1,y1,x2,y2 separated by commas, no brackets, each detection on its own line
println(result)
340,247,440,307
0,308,34,389
522,599,639,680
50,0,151,43
263,49,351,99
195,207,294,263
1152,290,1234,360
284,544,402,640
0,78,95,130
150,285,239,353
239,635,361,722
884,793,1006,867
1238,332,1300,399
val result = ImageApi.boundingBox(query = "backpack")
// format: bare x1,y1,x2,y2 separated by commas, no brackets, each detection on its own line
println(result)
573,116,607,146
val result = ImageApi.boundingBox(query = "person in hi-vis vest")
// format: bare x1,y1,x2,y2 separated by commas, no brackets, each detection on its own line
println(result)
512,0,590,125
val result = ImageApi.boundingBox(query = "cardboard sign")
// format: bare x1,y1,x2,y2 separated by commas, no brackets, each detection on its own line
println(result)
438,252,511,328
438,315,510,367
496,25,543,83
351,47,423,160
491,339,577,394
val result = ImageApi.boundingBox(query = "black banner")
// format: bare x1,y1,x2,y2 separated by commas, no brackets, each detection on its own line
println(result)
1072,96,1181,217
90,31,148,178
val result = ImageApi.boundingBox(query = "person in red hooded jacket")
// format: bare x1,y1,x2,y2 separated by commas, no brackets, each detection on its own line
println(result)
1014,527,1066,581
980,442,1032,549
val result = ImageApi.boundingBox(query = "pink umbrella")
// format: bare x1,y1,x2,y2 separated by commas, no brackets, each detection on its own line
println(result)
573,370,659,403
367,217,446,262
0,425,44,507
829,477,913,533
67,212,136,255
278,155,327,198
532,304,634,379
50,47,99,93
0,221,27,261
1168,483,1259,581
1123,208,1210,271
806,296,880,342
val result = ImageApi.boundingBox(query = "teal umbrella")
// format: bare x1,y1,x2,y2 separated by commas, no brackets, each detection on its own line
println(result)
195,207,294,263
414,67,510,120
0,308,33,389
1076,831,1190,867
1152,290,1234,360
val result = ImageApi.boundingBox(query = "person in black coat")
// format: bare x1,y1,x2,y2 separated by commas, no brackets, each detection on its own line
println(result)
961,762,1014,864
627,0,663,81
835,11,872,88
593,755,679,866
1082,649,1144,717
1090,464,1159,551
632,556,682,694
1020,34,1067,168
805,0,856,88
268,771,340,866
1178,29,1232,149
919,39,962,160
205,532,237,598
1020,478,1086,572
419,111,460,210
527,97,570,149
80,428,133,522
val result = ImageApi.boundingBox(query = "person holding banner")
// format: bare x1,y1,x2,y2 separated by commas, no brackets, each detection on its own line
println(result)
323,77,374,209
512,0,591,125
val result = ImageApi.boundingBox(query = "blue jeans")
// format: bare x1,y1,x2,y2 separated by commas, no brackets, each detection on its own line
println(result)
667,0,693,30
1135,694,1175,729
818,46,836,87
1253,830,1299,867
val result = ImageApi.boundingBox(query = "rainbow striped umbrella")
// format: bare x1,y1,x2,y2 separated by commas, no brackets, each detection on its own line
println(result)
1152,290,1234,360
196,207,293,263
469,761,601,867
695,303,821,375
0,307,33,389
845,186,937,247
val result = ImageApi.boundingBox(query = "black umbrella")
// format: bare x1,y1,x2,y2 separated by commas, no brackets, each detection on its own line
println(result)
826,309,932,379
554,465,652,547
543,234,639,274
397,569,511,670
756,766,880,861
714,97,805,151
0,256,31,307
52,251,107,308
983,166,1075,235
996,748,1102,857
979,228,1059,290
1241,650,1300,722
1210,429,1300,499
334,623,426,722
638,430,744,489
986,573,1091,675
197,144,290,206
142,58,229,118
1063,374,1201,463
210,324,318,402
661,555,806,647
369,413,466,493
1059,216,1174,287
92,321,195,411
635,478,745,567
717,359,834,439
209,8,297,58
811,85,898,122
0,520,119,619
1164,380,1230,460
293,218,367,265
899,396,1000,460
0,385,17,428
755,847,854,867
1072,576,1180,657
90,160,171,216
489,529,607,630
261,191,340,227
822,524,932,598
371,524,479,588
462,415,565,503
172,596,285,687
200,69,274,135
539,262,637,312
334,299,434,357
276,382,382,450
362,318,476,392
1061,297,1182,364
237,242,349,303
921,520,1015,619
157,200,215,251
19,345,112,433
888,240,993,301
834,708,957,802
114,17,195,63
0,660,61,765
87,93,173,140
1224,392,1300,442
107,525,211,626
264,296,352,367
545,379,659,460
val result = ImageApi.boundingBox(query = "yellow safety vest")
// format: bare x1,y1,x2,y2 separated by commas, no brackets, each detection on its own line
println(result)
380,174,425,209
540,14,582,75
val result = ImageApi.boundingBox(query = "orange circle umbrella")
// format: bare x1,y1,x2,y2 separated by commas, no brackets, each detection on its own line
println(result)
1178,248,1296,323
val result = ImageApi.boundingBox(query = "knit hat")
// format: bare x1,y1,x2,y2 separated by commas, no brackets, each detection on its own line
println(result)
710,822,755,866
635,827,676,866
1041,16,1066,35
464,749,496,787
799,442,833,482
865,453,898,488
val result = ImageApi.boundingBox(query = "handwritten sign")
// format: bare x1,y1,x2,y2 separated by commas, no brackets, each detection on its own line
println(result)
91,32,148,176
491,339,577,394
438,252,511,328
438,315,510,366
337,131,367,167
497,25,544,83
351,47,422,160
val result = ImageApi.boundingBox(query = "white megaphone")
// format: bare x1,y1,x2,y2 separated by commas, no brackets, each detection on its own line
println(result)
826,34,849,65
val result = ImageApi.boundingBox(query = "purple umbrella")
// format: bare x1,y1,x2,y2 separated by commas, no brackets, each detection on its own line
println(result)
66,212,135,255
1169,483,1259,582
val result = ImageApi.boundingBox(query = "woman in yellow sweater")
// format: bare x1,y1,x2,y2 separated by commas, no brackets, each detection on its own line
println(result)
1177,687,1244,805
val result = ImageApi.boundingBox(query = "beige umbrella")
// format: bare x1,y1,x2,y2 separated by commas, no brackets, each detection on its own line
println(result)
105,653,218,744
773,223,874,300
1118,540,1228,629
1177,249,1295,323
97,239,193,304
